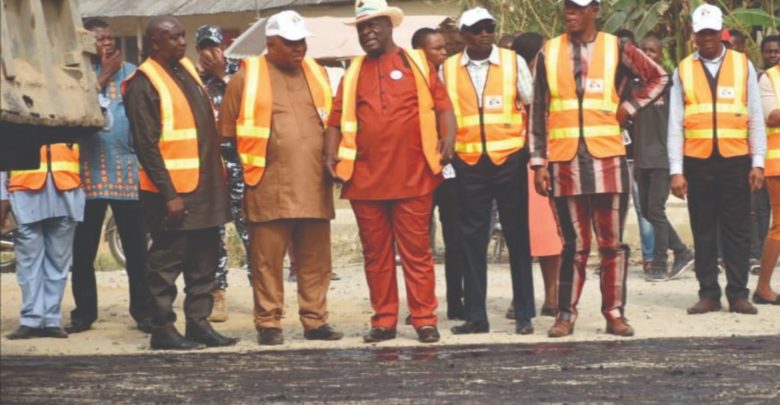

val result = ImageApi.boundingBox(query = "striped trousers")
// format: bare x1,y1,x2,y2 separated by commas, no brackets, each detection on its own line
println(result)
552,193,630,322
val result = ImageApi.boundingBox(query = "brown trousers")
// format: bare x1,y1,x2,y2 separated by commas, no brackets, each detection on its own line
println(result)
249,219,331,330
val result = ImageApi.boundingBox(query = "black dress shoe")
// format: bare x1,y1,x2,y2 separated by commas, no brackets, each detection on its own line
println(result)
257,328,284,345
505,305,516,320
451,321,489,335
752,292,780,305
151,328,205,350
363,327,396,343
515,320,534,335
136,319,154,334
186,325,239,348
416,325,440,343
540,306,557,317
304,324,344,341
40,327,68,338
64,320,92,334
5,326,40,340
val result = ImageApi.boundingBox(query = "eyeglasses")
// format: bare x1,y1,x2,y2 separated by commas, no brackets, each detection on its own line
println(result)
465,24,496,35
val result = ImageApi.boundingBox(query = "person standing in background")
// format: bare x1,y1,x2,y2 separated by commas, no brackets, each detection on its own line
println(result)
67,18,154,335
2,144,84,340
194,24,250,323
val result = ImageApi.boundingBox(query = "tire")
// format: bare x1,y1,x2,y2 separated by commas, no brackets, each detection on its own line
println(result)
105,215,127,268
0,238,15,273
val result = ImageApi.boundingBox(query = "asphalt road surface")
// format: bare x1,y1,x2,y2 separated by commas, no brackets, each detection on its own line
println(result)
2,336,779,404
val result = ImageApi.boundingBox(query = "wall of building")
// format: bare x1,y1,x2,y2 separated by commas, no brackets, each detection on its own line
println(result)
93,1,461,63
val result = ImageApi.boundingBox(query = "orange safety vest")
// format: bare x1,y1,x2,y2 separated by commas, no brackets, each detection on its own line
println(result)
544,32,625,162
764,65,780,176
9,144,80,192
335,49,441,181
678,49,750,159
236,56,332,185
123,57,203,194
443,48,525,166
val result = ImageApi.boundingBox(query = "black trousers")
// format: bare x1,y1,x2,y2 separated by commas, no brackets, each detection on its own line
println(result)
685,155,751,301
71,199,152,324
453,151,535,322
147,227,219,330
433,178,465,315
635,168,687,270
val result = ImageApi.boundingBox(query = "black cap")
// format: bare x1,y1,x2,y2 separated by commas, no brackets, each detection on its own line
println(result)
195,25,224,49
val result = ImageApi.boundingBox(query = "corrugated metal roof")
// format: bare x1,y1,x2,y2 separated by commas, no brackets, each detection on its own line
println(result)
79,0,351,17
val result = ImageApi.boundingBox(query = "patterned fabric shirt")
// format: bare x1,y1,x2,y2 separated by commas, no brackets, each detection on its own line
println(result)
529,36,669,197
80,62,139,200
200,58,240,119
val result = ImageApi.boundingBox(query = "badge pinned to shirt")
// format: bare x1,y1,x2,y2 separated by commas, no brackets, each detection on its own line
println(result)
586,79,605,93
390,70,404,80
718,87,735,99
485,96,503,109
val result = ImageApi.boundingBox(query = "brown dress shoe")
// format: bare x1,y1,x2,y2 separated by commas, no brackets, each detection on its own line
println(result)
606,317,634,337
687,298,722,314
729,298,758,315
547,319,574,338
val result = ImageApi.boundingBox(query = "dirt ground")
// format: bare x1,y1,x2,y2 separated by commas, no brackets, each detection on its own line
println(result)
1,261,778,356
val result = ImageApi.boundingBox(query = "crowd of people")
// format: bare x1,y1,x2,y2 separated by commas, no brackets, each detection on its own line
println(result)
1,0,778,350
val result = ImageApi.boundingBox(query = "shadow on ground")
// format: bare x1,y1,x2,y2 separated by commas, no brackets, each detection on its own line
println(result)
2,336,779,403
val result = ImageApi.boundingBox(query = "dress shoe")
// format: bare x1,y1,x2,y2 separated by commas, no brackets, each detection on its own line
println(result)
416,325,440,343
186,324,238,347
136,319,154,334
752,292,780,305
5,326,39,340
257,328,284,345
687,298,722,314
729,298,758,314
516,320,534,335
451,321,489,335
40,327,68,338
151,328,205,350
64,319,92,334
547,319,574,338
363,327,396,343
539,305,557,317
605,317,634,337
304,324,344,341
209,289,229,323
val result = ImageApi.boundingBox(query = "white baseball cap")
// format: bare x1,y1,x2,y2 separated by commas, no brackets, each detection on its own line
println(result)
566,0,601,6
691,4,723,33
265,10,312,41
458,7,495,29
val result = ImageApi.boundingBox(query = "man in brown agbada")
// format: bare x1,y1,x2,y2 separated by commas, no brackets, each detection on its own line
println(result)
219,11,343,345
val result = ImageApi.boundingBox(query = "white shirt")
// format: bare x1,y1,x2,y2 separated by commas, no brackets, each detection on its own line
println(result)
667,47,767,175
458,45,534,107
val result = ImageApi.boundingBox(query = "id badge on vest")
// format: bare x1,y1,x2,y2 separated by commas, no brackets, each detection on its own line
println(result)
586,79,605,94
485,95,503,110
718,87,736,99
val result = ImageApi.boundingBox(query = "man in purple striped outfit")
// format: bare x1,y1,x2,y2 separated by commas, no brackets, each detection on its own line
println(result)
529,0,668,337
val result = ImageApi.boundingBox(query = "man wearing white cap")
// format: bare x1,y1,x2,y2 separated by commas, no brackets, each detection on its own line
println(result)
668,4,766,316
220,10,343,345
442,7,536,336
324,0,457,344
530,0,668,337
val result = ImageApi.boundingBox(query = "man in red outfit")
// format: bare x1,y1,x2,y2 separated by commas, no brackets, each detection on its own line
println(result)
324,0,456,344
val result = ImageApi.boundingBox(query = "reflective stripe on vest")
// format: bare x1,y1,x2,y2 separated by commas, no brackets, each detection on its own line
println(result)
544,32,625,162
133,57,202,194
679,49,749,159
335,49,441,181
9,144,81,192
236,56,333,185
764,65,780,176
443,48,525,166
